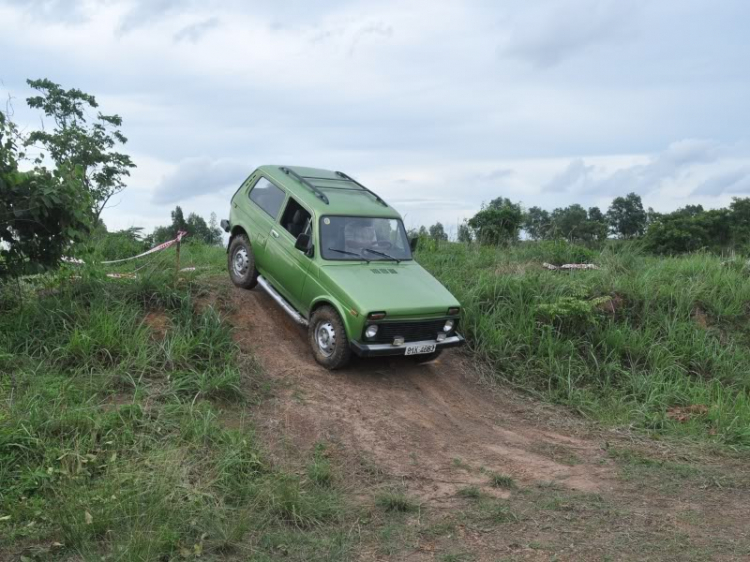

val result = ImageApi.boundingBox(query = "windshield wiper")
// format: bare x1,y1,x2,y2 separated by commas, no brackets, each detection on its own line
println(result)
327,247,369,263
363,247,400,263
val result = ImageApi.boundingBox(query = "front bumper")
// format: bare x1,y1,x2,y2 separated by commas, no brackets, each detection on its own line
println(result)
349,334,465,357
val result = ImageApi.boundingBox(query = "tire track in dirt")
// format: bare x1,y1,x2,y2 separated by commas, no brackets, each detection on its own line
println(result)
228,281,617,503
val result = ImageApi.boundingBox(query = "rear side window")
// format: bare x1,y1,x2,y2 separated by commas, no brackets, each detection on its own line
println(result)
248,177,286,218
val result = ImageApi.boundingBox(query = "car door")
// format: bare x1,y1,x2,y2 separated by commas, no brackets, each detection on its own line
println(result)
239,176,287,268
263,196,314,314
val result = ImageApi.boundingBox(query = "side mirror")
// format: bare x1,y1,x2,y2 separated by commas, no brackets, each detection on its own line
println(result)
409,237,419,252
295,233,312,252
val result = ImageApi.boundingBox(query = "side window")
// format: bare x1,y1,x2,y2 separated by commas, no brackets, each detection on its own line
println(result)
248,177,286,219
279,197,312,238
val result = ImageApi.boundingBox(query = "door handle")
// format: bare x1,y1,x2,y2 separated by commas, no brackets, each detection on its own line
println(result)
271,229,279,238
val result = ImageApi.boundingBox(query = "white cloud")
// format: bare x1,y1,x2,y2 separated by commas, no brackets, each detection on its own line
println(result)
151,157,248,204
501,0,641,68
3,0,750,233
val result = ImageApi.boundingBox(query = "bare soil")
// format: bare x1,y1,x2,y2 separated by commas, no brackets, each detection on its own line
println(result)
224,280,750,561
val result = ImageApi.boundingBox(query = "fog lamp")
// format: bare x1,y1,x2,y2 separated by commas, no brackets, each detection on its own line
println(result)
437,332,447,342
393,336,405,346
365,324,378,339
443,319,455,333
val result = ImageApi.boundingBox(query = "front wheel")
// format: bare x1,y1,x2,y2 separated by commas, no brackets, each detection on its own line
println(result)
309,306,351,370
228,234,258,289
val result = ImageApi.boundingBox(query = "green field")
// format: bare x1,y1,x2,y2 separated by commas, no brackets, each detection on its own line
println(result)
419,240,750,447
2,240,750,559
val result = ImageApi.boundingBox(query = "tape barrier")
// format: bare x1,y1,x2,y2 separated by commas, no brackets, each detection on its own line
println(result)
63,231,188,266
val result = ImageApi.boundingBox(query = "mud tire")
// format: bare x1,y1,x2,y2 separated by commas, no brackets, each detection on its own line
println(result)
309,305,351,370
228,234,259,289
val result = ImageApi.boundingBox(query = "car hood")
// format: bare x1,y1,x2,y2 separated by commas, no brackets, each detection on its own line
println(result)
319,261,459,317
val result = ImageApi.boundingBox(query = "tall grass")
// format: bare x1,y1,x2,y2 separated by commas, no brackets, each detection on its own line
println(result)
0,261,349,561
418,241,750,447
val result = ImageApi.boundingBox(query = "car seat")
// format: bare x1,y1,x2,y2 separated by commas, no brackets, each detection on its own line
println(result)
287,209,307,237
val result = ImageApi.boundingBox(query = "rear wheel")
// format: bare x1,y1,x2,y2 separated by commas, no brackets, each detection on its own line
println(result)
228,234,258,289
309,306,351,370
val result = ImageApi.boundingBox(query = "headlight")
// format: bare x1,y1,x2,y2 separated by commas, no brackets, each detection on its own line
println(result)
443,319,455,333
365,324,379,339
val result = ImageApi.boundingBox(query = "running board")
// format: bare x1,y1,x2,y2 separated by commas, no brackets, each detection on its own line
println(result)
257,275,308,326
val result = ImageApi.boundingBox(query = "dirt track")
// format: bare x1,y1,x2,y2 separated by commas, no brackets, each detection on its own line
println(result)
229,282,616,502
225,280,750,560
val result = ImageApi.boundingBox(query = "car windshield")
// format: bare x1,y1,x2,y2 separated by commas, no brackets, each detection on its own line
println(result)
320,216,412,261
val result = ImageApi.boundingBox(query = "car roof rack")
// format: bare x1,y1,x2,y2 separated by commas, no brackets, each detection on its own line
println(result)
334,171,388,207
280,166,329,204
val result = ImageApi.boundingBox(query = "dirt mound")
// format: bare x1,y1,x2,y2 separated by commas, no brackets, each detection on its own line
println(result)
228,282,615,503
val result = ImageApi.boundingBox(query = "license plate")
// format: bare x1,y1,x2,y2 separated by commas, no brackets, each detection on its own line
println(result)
404,343,436,355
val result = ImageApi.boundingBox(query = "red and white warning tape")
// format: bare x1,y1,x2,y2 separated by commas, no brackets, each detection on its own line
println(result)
63,231,188,266
100,231,187,264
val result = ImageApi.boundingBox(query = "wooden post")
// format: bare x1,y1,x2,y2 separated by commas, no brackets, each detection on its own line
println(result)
175,236,181,276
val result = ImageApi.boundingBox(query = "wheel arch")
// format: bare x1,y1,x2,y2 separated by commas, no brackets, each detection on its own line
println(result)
309,296,357,339
227,225,249,252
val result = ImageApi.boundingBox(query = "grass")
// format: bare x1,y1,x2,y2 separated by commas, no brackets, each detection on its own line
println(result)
489,473,516,489
0,262,350,561
375,490,420,513
417,240,750,447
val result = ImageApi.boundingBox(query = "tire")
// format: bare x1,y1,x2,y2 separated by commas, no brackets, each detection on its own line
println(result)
410,348,443,364
228,234,259,289
309,305,351,370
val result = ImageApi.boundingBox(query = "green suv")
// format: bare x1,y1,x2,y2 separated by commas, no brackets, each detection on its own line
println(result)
222,165,464,369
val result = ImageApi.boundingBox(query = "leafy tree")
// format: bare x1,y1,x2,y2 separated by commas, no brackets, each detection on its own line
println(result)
457,220,473,243
428,222,448,242
25,78,136,224
151,206,222,245
607,192,647,238
644,206,731,254
1,109,91,275
729,198,750,246
550,204,588,240
468,198,523,245
523,206,552,240
547,204,607,243
583,206,608,242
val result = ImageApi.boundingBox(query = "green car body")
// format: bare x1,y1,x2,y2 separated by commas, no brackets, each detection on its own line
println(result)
223,165,464,369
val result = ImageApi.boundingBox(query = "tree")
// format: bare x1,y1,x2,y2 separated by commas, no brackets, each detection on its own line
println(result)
25,78,136,224
151,206,223,245
457,220,473,243
729,198,750,246
607,192,647,239
1,109,91,275
550,204,588,240
208,212,224,245
644,207,731,255
583,206,608,242
428,222,448,241
468,198,523,245
523,206,552,240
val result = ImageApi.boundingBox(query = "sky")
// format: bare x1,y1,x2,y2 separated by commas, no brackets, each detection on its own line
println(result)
2,0,750,237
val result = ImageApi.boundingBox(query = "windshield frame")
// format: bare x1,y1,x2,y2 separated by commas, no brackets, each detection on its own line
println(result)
318,215,413,262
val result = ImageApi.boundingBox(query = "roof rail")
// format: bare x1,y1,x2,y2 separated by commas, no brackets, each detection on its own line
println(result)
280,167,329,204
335,171,388,207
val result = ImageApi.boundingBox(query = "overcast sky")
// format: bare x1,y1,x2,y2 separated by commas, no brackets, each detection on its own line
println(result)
2,0,750,236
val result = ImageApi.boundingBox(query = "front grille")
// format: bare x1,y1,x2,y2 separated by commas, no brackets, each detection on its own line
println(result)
366,319,455,344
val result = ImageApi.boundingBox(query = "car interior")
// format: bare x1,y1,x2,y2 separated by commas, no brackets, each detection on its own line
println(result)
280,198,311,238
